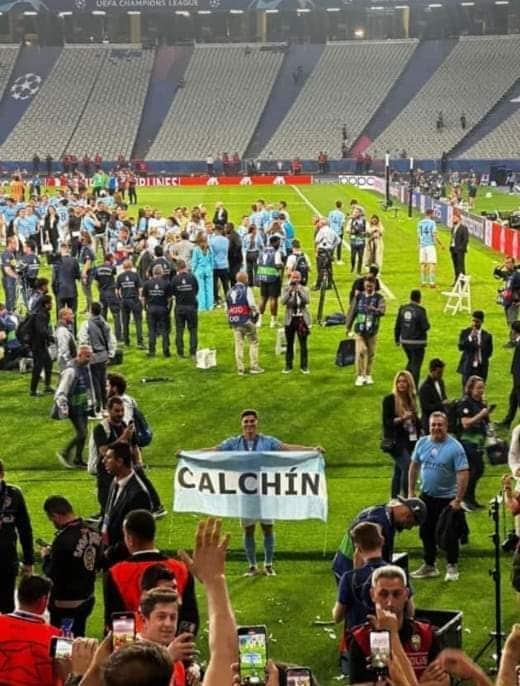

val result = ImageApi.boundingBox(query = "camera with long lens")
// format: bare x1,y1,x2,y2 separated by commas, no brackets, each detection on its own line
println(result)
316,248,332,272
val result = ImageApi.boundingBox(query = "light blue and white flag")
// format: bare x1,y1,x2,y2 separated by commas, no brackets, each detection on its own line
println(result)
174,451,327,521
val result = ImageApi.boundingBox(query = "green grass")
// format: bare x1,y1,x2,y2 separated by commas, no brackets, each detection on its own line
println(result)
2,183,518,684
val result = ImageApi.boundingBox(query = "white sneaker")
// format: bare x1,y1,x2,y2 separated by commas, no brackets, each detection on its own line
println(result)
250,367,265,375
256,315,262,328
445,564,459,582
410,563,440,579
243,566,259,577
337,260,344,265
365,375,374,385
355,376,365,386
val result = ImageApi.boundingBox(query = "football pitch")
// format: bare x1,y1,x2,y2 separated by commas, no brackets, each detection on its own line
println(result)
1,182,519,684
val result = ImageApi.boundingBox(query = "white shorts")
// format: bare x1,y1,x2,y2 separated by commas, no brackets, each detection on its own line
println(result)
241,519,274,527
419,246,437,264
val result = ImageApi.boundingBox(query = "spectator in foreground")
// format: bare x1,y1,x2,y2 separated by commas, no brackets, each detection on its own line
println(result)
0,575,61,686
409,411,469,582
382,370,420,499
0,458,34,613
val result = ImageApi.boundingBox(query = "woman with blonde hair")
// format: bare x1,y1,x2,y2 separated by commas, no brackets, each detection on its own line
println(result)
382,370,421,498
363,214,384,272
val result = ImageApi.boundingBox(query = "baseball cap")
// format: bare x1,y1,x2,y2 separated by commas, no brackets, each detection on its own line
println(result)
396,496,427,525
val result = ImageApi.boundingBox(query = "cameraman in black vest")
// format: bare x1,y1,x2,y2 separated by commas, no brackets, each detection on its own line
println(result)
394,289,430,387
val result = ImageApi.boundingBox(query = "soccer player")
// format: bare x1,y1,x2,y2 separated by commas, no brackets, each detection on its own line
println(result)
417,209,444,288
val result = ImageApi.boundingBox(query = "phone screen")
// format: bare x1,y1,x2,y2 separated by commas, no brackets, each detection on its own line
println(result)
112,613,136,651
50,637,73,659
286,668,312,686
177,620,196,635
369,630,391,671
238,626,267,685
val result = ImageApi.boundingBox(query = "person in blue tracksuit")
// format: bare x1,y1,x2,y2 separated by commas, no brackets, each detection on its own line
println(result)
192,237,214,312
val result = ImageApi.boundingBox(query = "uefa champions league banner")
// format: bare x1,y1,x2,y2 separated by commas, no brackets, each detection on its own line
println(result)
174,451,328,521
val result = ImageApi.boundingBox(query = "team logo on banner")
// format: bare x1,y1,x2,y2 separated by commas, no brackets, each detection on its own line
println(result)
10,73,42,100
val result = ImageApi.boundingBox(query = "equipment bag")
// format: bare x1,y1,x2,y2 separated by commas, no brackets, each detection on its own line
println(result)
335,339,355,367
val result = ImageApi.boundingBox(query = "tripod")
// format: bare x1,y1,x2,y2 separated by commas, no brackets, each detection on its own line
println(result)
473,496,505,673
316,264,344,325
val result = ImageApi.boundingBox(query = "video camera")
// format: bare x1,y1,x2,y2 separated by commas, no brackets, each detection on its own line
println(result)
316,248,332,272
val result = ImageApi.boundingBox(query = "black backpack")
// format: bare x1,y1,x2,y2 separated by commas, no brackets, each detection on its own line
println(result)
294,254,309,285
16,314,34,345
335,339,355,367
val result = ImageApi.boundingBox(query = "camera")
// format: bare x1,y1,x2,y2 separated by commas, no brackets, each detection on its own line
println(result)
316,248,332,271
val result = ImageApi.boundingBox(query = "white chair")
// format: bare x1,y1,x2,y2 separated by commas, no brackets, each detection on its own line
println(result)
442,274,472,315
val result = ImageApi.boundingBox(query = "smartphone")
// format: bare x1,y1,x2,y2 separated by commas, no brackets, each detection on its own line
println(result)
286,667,312,686
177,620,197,635
238,625,268,686
369,630,391,672
49,636,73,659
111,612,136,651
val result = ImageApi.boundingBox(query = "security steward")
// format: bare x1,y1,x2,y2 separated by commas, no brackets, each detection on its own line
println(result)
394,289,430,387
149,245,175,282
348,565,446,685
1,237,18,312
94,253,122,342
142,264,172,358
104,509,199,632
0,459,34,614
116,259,144,349
171,259,199,359
41,495,102,636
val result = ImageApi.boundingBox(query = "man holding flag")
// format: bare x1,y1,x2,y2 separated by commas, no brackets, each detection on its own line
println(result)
202,408,324,577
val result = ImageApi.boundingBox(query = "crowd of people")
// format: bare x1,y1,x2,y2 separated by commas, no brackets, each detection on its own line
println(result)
2,172,520,686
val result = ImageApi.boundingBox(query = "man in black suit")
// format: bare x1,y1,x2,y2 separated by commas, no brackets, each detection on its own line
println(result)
394,289,430,386
419,358,449,433
457,310,493,389
499,320,520,428
449,212,469,283
101,442,152,567
213,201,228,227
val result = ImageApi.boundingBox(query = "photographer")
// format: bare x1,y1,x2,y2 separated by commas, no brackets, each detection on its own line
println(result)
226,271,263,376
281,270,310,374
347,208,366,275
351,276,385,386
456,375,493,511
494,256,520,346
313,219,338,289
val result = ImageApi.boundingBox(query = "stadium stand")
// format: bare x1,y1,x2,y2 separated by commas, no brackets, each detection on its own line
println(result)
260,40,417,160
0,45,20,101
368,35,520,159
146,44,284,161
65,47,154,161
0,46,107,162
459,109,520,159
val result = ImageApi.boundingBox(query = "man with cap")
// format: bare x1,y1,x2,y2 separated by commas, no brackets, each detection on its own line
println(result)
457,311,493,389
332,496,426,583
409,411,469,582
419,359,450,433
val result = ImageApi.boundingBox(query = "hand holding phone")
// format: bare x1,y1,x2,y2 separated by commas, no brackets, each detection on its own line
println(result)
370,630,391,674
50,636,74,660
286,667,312,686
238,625,268,686
111,612,136,651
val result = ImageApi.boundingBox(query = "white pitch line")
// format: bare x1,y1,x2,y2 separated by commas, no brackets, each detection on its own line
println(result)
290,184,396,301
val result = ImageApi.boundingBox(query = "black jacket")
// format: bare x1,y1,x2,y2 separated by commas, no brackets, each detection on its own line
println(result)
43,518,102,604
0,480,33,567
436,505,469,550
172,271,198,309
102,472,152,566
512,339,520,379
450,222,469,253
457,327,493,378
213,208,228,226
394,302,430,346
54,255,80,299
30,305,52,351
419,376,447,432
382,394,421,448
